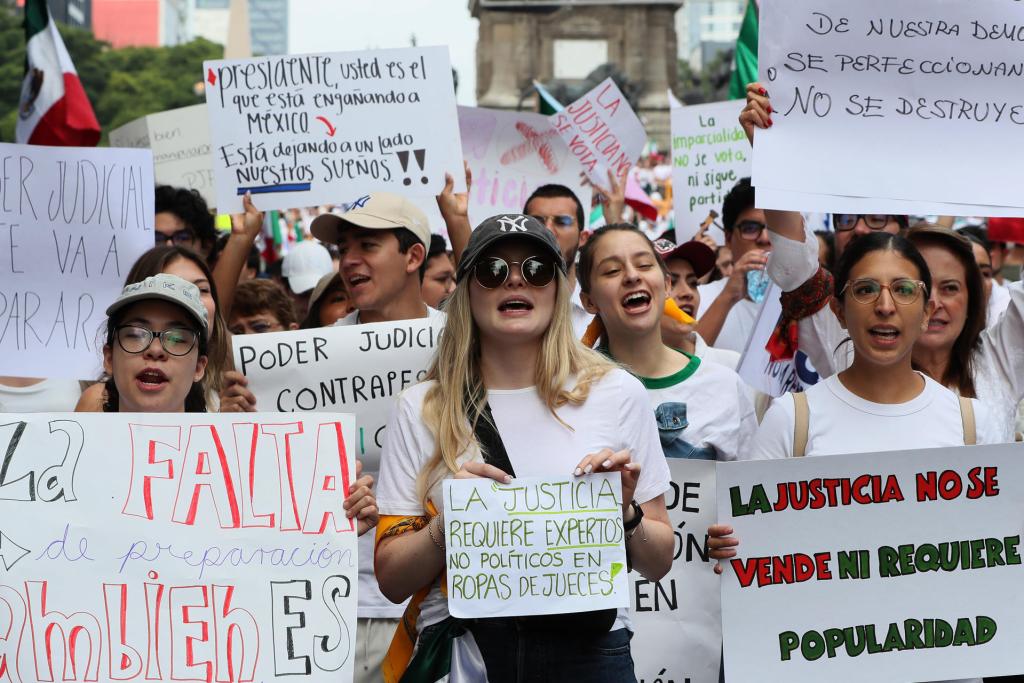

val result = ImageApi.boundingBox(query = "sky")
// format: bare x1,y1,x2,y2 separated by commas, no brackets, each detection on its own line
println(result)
288,0,479,106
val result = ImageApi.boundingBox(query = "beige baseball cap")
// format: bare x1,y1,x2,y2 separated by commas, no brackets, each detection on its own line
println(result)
105,274,210,339
310,193,431,248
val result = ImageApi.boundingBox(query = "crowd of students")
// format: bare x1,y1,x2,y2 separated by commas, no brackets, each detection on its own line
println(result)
2,93,1022,683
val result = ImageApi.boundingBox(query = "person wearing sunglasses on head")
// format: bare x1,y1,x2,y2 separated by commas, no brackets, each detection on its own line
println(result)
374,214,672,683
741,83,1024,443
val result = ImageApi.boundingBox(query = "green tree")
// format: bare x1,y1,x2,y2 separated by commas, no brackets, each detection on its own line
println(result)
0,6,223,143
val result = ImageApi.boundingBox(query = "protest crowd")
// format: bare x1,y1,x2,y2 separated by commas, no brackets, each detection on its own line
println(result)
3,1,1024,682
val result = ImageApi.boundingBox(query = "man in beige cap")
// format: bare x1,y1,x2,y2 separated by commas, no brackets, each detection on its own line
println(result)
311,192,435,325
310,192,442,683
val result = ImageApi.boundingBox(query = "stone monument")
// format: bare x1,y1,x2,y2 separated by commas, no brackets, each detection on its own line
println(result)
471,0,684,146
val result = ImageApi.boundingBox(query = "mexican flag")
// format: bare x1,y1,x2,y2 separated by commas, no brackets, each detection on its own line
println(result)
16,0,100,146
728,0,759,100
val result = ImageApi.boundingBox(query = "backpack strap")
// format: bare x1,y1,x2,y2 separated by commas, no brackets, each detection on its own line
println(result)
792,392,809,458
958,395,977,446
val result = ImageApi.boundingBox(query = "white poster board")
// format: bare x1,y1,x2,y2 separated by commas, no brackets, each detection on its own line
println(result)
736,283,820,397
0,142,154,380
752,0,1024,213
717,443,1024,683
204,47,466,213
550,77,647,186
0,412,360,682
110,104,216,207
630,460,722,683
458,106,593,226
443,473,629,619
671,100,751,243
231,317,443,467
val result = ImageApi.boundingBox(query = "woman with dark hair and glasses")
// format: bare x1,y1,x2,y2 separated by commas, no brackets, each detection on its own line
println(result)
374,215,672,683
740,83,1024,442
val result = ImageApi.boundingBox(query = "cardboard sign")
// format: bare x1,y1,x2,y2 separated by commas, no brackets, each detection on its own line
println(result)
0,142,154,380
752,0,1024,213
735,283,820,397
203,47,466,213
231,317,443,468
110,104,216,206
717,443,1024,682
550,78,647,186
458,106,593,226
630,460,722,683
443,473,628,619
0,412,360,682
671,100,751,244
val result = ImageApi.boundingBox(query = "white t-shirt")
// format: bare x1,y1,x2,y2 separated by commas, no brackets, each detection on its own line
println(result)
696,278,772,354
636,352,757,462
987,279,1011,327
750,374,998,460
376,368,671,633
570,280,594,341
0,379,82,412
334,305,444,619
767,226,1024,442
693,332,741,371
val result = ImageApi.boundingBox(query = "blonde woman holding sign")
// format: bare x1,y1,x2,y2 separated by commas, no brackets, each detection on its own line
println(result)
374,215,672,683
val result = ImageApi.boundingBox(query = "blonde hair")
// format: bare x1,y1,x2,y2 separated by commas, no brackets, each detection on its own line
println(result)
416,271,615,505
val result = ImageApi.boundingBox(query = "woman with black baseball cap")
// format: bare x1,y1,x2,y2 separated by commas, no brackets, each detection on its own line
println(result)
373,214,673,682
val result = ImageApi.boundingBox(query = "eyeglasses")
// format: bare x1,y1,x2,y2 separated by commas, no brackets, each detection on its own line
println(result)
155,229,197,246
229,320,284,335
840,278,927,306
473,256,556,289
735,220,768,240
832,214,895,232
530,214,576,229
115,325,199,356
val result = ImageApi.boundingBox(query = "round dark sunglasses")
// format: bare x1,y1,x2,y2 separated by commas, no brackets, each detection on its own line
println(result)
473,256,556,289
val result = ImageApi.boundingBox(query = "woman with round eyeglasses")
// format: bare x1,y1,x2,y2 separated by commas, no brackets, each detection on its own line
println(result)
373,215,672,683
741,83,1024,442
709,235,999,593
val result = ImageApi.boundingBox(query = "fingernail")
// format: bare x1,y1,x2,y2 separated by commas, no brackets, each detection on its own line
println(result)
768,119,774,127
759,88,767,96
601,459,612,469
503,475,512,483
624,462,635,470
574,467,583,476
767,105,773,114
584,464,593,474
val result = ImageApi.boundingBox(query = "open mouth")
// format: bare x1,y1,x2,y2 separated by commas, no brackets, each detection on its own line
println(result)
498,297,533,312
927,318,949,331
680,302,695,317
869,326,900,341
136,368,169,389
347,274,371,289
622,291,652,311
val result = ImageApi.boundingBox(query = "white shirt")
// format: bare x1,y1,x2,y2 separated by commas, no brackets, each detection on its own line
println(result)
693,332,741,371
767,227,1024,443
377,368,671,632
750,374,998,460
987,279,1011,327
0,379,82,412
333,305,444,619
636,353,757,462
696,278,773,354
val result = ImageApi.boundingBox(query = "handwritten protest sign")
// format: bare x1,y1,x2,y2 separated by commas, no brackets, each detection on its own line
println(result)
231,317,443,466
110,104,216,206
203,47,465,213
752,0,1024,212
631,460,722,683
0,143,154,380
756,186,1024,218
459,106,593,226
444,474,628,619
671,100,750,243
550,77,647,186
717,443,1024,682
736,283,820,398
0,412,360,682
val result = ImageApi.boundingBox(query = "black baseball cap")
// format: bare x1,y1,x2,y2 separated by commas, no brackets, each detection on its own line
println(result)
456,214,567,282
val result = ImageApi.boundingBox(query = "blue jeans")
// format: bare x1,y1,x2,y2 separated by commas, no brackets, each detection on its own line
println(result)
466,619,636,683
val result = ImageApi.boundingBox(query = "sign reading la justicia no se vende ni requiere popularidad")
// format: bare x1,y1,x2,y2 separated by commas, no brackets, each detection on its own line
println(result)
752,0,1024,213
203,46,465,213
717,443,1024,683
444,473,629,619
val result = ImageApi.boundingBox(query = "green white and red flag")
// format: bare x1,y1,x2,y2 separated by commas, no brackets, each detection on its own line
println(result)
16,0,100,146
